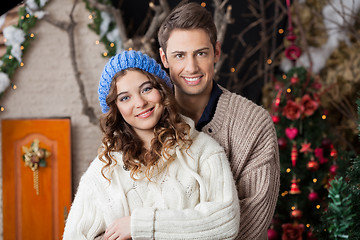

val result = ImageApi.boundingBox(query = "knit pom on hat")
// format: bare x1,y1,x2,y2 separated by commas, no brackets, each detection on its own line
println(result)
98,50,172,113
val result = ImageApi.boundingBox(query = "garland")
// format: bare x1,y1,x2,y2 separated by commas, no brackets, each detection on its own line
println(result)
83,0,121,58
0,0,49,110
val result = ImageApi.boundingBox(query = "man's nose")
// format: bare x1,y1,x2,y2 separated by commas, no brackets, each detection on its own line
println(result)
184,56,199,73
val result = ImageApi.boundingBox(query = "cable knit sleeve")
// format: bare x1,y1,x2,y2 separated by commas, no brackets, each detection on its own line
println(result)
234,107,280,240
62,159,107,240
131,137,240,240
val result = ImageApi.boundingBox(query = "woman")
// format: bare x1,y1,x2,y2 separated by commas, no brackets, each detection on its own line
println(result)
63,50,240,240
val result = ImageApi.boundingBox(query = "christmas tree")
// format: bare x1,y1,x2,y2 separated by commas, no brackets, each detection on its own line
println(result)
266,66,338,240
315,97,360,239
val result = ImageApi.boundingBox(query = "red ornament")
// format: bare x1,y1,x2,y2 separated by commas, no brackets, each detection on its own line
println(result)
290,209,303,219
314,147,328,164
308,191,319,202
289,178,301,194
330,148,338,158
272,115,280,124
290,76,299,84
282,223,305,240
329,164,338,175
291,143,298,167
267,228,279,240
307,160,319,171
321,138,332,149
307,230,318,240
285,127,298,140
278,137,288,150
285,45,302,61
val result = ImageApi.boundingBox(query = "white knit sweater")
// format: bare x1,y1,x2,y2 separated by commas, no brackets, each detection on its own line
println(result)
63,118,240,239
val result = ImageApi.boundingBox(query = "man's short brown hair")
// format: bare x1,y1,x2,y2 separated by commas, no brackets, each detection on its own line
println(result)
158,2,217,54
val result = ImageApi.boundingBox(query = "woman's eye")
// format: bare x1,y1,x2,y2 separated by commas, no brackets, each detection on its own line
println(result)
119,96,129,102
142,87,153,93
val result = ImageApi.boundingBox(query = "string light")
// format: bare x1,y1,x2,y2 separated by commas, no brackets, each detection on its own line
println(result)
110,42,115,47
286,168,291,173
281,191,288,197
291,206,295,210
128,47,133,51
282,74,287,79
322,114,327,120
20,45,24,50
286,88,291,93
313,178,317,183
306,224,310,228
0,106,4,112
230,67,235,73
12,84,17,90
95,40,100,45
267,59,272,65
88,15,93,20
26,14,30,18
316,205,320,209
9,55,13,60
30,33,35,38
278,28,284,34
149,2,155,8
20,62,24,67
201,2,206,7
103,52,108,57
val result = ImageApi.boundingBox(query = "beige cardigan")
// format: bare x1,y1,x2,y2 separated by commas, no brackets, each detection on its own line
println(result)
202,87,280,240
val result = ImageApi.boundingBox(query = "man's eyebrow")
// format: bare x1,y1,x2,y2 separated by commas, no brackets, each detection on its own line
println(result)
170,47,210,55
193,47,210,53
170,50,185,55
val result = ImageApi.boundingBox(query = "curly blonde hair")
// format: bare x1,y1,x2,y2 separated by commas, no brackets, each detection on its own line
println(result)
99,68,192,181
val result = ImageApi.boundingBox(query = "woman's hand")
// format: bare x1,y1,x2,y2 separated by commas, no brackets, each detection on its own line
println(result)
104,216,131,240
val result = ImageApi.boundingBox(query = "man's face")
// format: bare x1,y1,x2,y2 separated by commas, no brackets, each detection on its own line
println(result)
160,29,221,98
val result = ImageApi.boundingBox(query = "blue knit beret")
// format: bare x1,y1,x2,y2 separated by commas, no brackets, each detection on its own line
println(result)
98,50,172,113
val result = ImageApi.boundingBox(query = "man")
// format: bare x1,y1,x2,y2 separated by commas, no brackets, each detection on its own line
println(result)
158,2,280,239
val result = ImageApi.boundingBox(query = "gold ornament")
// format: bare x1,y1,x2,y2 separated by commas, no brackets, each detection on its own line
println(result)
22,139,51,195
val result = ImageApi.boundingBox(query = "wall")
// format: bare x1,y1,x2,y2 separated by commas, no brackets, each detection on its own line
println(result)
0,0,107,237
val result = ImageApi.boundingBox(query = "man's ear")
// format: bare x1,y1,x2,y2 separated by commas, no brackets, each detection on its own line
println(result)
214,41,221,63
159,48,169,68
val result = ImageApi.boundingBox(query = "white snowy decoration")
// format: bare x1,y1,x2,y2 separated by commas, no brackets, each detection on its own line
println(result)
26,0,40,10
0,72,10,93
26,0,48,19
106,28,123,54
0,13,6,29
281,0,360,74
3,25,26,62
100,11,112,38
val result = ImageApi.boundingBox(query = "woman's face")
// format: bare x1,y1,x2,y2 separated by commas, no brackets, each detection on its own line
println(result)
115,70,164,137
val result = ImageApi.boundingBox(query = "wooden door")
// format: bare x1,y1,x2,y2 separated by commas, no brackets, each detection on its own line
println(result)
2,118,72,240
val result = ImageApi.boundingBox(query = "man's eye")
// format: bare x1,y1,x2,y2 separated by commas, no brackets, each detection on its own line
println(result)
197,52,206,56
175,54,184,59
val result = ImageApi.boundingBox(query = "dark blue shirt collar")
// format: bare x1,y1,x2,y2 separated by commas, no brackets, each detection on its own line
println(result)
195,81,222,131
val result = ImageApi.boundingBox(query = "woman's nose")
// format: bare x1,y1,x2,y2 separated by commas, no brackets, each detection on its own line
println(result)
135,95,148,108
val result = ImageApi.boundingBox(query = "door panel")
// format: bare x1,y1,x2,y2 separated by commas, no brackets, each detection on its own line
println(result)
2,119,72,240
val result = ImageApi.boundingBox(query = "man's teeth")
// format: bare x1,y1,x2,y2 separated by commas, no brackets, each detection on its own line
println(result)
184,77,200,82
